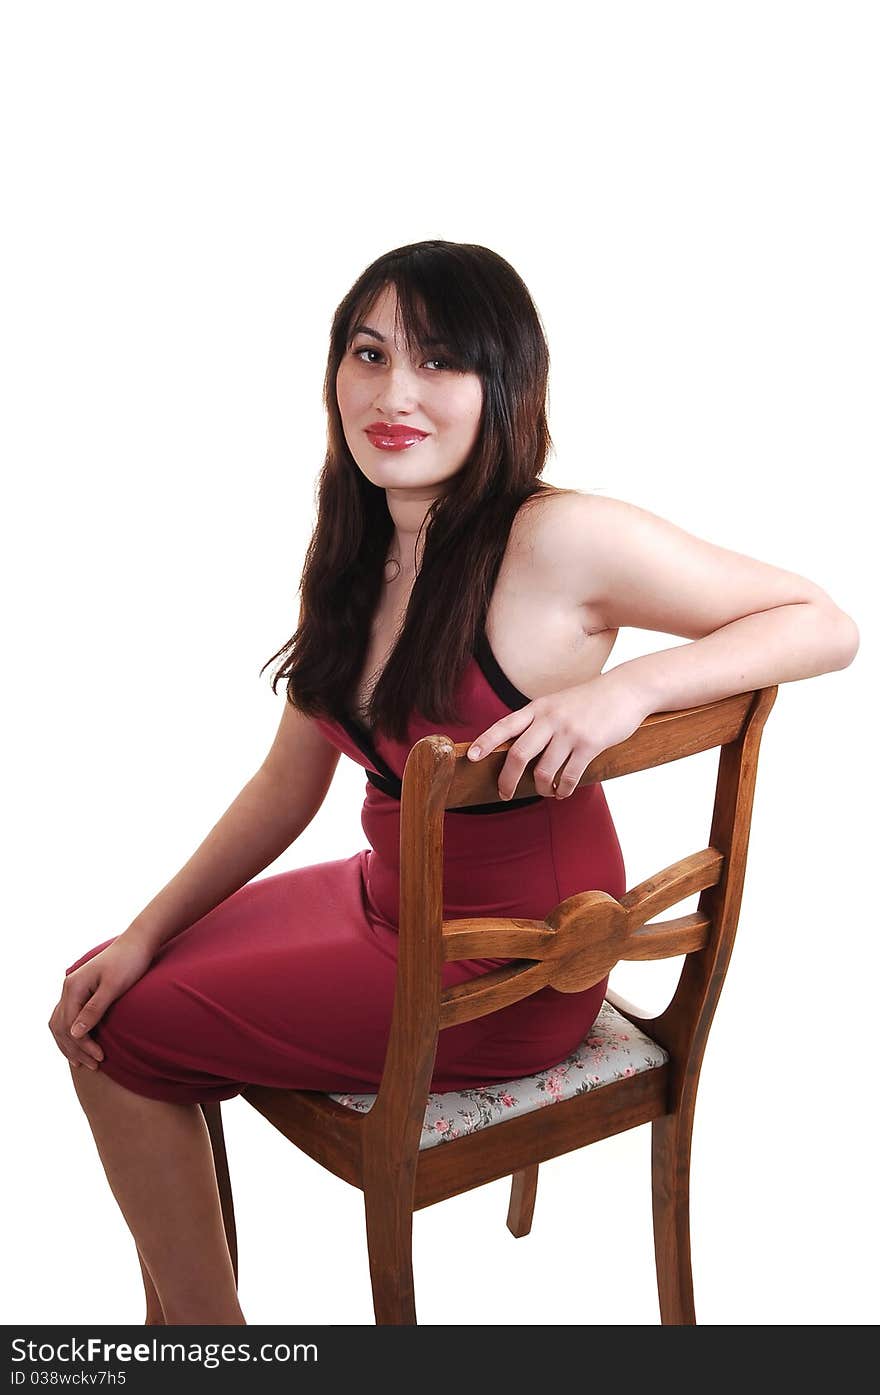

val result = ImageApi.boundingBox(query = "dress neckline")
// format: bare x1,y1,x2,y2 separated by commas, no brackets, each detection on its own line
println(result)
334,624,546,813
336,622,531,777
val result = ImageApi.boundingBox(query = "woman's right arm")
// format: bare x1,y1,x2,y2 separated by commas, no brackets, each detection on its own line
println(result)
51,703,342,1069
124,701,341,954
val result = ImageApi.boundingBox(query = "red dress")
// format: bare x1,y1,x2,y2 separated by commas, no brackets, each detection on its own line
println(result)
63,626,626,1104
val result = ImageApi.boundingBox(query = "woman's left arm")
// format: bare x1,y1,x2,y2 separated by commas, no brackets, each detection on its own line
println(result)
468,494,860,801
603,595,858,711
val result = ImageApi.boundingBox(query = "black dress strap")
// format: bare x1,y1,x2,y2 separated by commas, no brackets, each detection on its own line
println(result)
473,621,532,711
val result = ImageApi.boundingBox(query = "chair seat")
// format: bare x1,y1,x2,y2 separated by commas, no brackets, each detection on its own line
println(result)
328,999,669,1151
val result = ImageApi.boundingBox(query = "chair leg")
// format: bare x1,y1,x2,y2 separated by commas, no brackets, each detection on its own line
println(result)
362,1181,417,1324
507,1164,539,1237
651,1111,696,1324
200,1101,239,1287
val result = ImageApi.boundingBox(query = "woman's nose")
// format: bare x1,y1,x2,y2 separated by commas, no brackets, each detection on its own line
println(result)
374,365,420,414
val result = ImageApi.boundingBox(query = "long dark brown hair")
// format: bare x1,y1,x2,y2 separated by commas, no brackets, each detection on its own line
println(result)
260,239,573,743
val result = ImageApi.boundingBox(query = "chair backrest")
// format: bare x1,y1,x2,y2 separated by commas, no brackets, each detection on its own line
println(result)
361,686,778,1164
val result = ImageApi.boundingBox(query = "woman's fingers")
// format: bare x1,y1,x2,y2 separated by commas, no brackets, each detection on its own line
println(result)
71,1031,104,1064
49,1012,102,1069
68,1015,105,1064
55,937,155,1075
63,975,108,1061
48,991,105,1070
69,1000,107,1061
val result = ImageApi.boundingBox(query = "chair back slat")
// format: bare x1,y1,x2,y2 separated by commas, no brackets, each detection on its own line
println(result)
439,960,550,1030
442,917,551,962
624,911,711,960
441,848,723,968
438,845,724,1024
619,847,724,921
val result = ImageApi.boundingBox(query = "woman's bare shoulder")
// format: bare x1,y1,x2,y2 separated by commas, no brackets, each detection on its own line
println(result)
511,487,625,622
514,483,583,525
512,486,607,553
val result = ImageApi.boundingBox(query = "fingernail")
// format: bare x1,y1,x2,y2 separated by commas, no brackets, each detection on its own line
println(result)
469,747,481,759
71,1023,85,1037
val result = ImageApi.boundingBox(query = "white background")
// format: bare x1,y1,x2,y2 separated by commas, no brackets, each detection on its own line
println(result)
2,1,876,1327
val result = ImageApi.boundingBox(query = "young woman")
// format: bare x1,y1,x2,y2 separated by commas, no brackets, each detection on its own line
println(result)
49,240,859,1325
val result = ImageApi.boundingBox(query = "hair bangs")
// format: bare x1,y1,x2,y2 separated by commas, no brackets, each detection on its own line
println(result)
346,260,486,375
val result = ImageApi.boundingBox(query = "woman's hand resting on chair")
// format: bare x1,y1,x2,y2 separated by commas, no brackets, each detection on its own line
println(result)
48,935,157,1072
468,671,648,800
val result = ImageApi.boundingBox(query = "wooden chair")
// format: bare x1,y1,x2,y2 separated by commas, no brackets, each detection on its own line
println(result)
197,683,777,1325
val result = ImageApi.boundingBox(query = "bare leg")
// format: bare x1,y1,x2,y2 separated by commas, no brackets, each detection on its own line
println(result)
69,1062,246,1325
137,1245,166,1325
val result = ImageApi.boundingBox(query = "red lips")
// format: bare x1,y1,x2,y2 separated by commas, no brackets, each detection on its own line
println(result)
365,422,429,439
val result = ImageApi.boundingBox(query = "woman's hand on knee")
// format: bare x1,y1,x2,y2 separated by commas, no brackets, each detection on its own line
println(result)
49,936,157,1071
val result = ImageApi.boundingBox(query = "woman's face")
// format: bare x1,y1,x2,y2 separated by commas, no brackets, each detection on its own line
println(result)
336,284,484,498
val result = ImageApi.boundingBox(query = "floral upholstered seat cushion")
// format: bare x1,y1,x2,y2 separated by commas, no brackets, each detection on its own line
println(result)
328,999,668,1151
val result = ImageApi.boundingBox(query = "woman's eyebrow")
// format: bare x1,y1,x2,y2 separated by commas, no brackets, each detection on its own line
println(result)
349,322,449,348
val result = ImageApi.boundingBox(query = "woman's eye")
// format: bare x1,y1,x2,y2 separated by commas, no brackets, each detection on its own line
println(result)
351,347,451,371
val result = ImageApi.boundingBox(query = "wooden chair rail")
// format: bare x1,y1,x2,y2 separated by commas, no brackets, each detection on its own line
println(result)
438,846,723,1029
443,691,755,810
412,1068,670,1211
